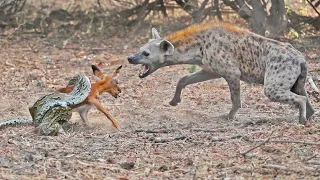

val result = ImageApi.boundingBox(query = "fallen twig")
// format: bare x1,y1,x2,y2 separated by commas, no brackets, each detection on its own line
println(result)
190,128,229,133
306,160,320,165
56,46,116,52
262,164,317,173
135,129,170,133
150,136,187,143
250,139,320,145
242,119,269,127
5,21,26,40
263,164,296,172
4,61,15,67
309,69,320,73
306,0,320,17
186,135,243,144
304,154,318,162
64,47,111,51
240,130,275,156
210,134,244,141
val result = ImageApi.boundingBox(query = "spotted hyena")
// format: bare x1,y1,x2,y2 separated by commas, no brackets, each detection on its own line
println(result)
127,23,315,125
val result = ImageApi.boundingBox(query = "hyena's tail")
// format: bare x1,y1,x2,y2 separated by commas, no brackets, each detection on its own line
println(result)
0,117,33,129
307,75,319,92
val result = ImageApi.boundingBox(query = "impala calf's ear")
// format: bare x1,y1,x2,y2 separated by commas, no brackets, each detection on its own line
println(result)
112,65,122,78
152,27,161,39
92,65,104,80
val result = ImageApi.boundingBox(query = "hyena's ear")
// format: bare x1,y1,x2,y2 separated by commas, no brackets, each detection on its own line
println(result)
152,28,161,39
92,65,105,79
111,65,122,78
159,40,174,55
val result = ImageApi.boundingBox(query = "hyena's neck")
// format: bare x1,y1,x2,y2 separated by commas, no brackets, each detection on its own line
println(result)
164,42,203,66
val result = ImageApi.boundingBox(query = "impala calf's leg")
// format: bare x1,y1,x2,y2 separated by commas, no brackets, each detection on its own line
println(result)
88,98,120,129
170,69,221,106
76,105,92,125
79,110,89,125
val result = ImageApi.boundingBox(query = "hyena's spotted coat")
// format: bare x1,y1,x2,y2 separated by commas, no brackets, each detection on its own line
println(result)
127,23,315,125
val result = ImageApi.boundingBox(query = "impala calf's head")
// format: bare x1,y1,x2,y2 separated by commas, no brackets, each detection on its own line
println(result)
92,65,122,98
127,28,174,78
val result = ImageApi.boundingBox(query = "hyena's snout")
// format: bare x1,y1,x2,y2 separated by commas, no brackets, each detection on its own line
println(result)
127,53,140,64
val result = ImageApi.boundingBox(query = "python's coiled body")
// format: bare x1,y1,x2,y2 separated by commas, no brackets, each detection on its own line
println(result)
0,73,91,135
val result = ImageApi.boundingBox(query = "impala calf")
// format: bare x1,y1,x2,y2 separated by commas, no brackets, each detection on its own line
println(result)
58,65,122,129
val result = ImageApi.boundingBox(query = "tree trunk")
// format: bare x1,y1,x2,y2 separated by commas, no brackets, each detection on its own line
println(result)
223,0,288,36
249,0,267,35
265,0,287,36
214,0,223,20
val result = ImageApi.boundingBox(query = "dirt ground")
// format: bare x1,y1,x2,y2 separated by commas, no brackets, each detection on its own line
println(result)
0,26,319,179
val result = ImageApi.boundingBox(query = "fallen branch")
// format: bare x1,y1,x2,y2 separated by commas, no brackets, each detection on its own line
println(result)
304,154,318,162
190,128,229,133
250,139,320,145
135,129,170,133
150,136,187,143
4,61,15,67
263,164,297,172
240,130,275,156
309,69,320,73
57,46,112,51
5,20,26,40
210,135,244,141
242,119,269,127
187,135,243,145
306,160,320,165
262,164,317,173
306,0,320,17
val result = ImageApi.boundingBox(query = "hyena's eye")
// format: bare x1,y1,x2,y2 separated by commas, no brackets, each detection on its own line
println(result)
142,51,150,57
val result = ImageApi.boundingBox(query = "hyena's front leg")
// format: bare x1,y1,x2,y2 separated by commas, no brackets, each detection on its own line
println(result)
224,77,241,119
169,69,221,106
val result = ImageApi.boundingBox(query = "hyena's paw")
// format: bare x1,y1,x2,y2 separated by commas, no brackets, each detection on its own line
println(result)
218,114,236,120
169,98,181,106
306,108,315,120
298,116,308,126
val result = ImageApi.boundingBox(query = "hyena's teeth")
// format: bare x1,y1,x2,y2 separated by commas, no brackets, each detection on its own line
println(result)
139,65,149,75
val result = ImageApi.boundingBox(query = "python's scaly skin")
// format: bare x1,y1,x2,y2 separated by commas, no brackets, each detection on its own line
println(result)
0,73,91,135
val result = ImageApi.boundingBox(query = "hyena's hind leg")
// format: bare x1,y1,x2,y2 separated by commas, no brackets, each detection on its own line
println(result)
290,63,315,119
169,69,221,106
264,63,310,124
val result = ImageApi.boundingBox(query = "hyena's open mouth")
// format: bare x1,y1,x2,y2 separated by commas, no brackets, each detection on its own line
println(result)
139,64,150,78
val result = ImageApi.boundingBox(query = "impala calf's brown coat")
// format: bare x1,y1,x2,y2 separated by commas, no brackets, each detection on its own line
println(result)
57,65,122,129
128,23,315,125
